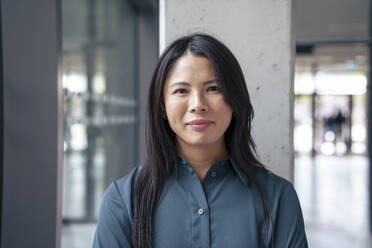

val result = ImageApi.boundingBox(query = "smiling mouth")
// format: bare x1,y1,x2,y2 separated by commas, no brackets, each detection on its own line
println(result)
189,123,211,131
186,120,213,131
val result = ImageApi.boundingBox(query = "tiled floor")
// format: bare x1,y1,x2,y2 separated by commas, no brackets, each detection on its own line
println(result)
62,155,372,247
62,223,96,248
295,154,372,248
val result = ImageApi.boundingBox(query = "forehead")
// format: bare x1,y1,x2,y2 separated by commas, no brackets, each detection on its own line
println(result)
166,53,215,83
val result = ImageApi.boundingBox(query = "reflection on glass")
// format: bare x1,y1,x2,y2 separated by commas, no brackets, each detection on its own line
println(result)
62,0,137,225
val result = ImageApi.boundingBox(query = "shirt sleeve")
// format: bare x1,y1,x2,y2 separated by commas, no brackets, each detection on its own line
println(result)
93,181,133,248
273,183,308,248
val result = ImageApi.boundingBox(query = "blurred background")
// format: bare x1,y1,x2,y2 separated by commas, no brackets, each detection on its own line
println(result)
61,0,145,246
294,1,371,247
61,0,371,247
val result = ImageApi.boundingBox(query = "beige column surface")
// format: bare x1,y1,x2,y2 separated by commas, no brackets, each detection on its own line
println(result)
160,0,295,181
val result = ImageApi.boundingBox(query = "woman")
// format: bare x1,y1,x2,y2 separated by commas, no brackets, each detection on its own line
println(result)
93,33,308,248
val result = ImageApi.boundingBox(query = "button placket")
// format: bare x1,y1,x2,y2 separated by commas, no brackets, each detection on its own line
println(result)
177,158,211,248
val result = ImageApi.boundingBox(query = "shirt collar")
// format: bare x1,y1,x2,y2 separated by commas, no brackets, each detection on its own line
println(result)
227,157,248,186
176,155,248,186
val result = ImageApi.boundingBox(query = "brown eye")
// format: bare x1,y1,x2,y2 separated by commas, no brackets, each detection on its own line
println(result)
174,89,188,94
207,86,220,92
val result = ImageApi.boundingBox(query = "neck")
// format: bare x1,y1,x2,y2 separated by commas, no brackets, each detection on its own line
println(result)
178,140,229,181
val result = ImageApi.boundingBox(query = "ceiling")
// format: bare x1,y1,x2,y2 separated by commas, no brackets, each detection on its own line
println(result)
295,0,369,43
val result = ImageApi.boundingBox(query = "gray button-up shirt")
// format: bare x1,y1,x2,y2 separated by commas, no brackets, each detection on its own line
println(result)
93,157,308,248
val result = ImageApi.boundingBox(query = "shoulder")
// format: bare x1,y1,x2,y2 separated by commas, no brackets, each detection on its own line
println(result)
252,167,298,205
254,167,292,190
252,169,308,247
94,166,141,247
114,165,141,197
102,166,141,219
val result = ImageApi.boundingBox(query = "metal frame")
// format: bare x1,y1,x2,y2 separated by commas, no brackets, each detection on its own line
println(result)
125,0,159,162
0,0,3,245
369,0,372,233
137,1,159,162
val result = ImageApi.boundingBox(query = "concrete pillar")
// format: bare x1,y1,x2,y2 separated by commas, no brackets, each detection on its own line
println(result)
160,0,295,181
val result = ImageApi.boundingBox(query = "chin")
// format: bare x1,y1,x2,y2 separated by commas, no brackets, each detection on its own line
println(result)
182,136,219,147
187,140,212,146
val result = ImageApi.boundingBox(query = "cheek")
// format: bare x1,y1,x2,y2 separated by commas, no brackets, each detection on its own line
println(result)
215,97,233,114
164,98,186,124
220,103,232,113
216,101,233,126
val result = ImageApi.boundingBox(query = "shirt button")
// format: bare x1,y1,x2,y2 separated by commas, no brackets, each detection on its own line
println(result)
197,208,204,215
211,171,217,178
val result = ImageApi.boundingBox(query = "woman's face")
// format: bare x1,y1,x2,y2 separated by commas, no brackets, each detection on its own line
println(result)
163,52,233,148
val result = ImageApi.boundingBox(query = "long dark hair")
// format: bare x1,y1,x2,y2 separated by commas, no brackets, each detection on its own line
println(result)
132,33,273,248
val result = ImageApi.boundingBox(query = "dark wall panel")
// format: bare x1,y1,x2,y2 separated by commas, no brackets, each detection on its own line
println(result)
1,0,63,247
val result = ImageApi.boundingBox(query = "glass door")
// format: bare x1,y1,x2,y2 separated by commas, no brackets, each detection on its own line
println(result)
295,44,368,156
61,0,138,246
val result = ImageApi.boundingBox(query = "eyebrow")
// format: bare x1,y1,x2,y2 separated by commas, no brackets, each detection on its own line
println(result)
169,79,218,88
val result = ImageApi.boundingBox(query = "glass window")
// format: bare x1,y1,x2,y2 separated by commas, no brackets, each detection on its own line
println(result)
61,0,137,247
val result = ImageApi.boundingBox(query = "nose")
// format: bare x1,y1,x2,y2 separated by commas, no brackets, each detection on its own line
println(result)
189,91,208,113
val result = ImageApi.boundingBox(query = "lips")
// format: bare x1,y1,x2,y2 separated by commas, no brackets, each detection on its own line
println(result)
186,119,213,131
